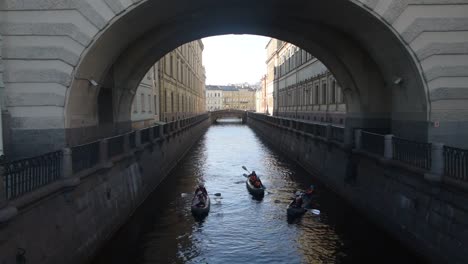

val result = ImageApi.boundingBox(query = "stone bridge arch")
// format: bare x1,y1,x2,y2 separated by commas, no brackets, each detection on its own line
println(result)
1,0,467,157
210,110,248,124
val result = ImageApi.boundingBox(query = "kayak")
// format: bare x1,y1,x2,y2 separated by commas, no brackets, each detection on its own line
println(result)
246,178,265,196
287,200,307,217
191,194,210,216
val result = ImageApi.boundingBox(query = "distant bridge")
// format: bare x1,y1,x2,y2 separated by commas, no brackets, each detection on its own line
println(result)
209,109,248,123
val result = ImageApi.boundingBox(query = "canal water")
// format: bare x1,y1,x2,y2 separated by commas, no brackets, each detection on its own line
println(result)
92,122,425,264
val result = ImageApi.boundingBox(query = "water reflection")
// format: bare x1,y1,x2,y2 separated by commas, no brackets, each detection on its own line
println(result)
92,123,425,264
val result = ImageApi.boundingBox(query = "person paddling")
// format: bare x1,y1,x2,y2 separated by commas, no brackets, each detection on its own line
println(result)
248,171,262,188
292,191,303,208
194,183,208,196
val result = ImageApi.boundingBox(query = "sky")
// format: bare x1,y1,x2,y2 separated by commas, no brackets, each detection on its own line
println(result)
202,34,271,86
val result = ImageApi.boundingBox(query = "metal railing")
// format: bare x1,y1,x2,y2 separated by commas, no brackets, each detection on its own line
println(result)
107,135,124,158
330,126,345,143
315,124,327,138
0,114,210,201
392,137,431,170
71,141,100,174
444,146,468,181
129,131,136,149
2,150,62,200
153,125,160,139
361,131,385,156
141,127,150,144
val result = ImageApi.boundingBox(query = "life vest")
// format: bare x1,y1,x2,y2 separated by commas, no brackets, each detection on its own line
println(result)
254,180,261,188
250,175,257,183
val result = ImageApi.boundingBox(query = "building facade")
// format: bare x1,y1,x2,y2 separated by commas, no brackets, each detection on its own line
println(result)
157,40,206,122
131,40,205,126
256,75,268,114
206,85,256,111
266,40,346,125
131,64,159,129
206,86,224,111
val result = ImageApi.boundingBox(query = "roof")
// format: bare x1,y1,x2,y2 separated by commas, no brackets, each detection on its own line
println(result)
206,85,255,92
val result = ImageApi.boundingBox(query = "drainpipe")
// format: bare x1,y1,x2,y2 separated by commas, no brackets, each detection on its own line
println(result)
0,34,5,158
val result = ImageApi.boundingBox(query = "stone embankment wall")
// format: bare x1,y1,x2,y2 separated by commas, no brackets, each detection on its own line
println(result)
0,117,210,264
248,116,468,264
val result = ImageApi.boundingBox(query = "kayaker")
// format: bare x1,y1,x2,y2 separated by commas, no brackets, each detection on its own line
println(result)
293,191,303,208
305,185,314,195
196,193,206,207
249,171,258,184
253,180,262,188
195,183,208,196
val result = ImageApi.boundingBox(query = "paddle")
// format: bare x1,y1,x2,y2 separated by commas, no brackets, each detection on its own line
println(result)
309,209,320,215
181,192,222,198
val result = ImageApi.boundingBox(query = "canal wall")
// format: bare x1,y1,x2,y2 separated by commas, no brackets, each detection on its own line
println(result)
0,115,210,264
248,115,468,264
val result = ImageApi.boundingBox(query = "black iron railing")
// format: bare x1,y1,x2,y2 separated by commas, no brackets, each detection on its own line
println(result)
129,131,136,149
361,131,385,156
2,150,62,200
108,135,124,158
393,137,431,170
153,125,160,139
330,126,345,143
315,124,327,138
141,128,150,144
71,141,100,173
444,146,468,181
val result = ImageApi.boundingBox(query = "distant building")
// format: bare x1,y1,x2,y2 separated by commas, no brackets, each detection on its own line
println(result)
206,85,256,111
266,39,346,125
206,86,223,111
256,75,268,114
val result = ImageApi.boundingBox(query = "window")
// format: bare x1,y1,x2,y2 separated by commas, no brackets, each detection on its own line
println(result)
314,85,319,104
154,95,157,113
148,94,151,112
141,93,145,112
170,54,173,77
321,83,327,104
330,80,336,104
171,92,174,113
132,96,137,113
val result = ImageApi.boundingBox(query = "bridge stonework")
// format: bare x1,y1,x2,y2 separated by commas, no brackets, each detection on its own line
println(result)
0,0,467,157
209,109,247,123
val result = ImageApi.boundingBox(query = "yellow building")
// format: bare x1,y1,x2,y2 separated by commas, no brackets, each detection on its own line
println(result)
158,40,206,122
206,85,256,111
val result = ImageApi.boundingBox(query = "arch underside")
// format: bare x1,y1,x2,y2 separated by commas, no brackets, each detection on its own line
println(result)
68,0,427,145
8,0,468,157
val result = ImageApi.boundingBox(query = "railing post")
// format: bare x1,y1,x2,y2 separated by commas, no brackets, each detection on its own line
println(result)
426,143,444,182
62,148,73,178
344,127,354,147
99,139,109,164
176,120,181,131
384,134,394,159
159,125,164,138
0,164,7,208
135,130,142,147
123,133,130,152
354,129,362,150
